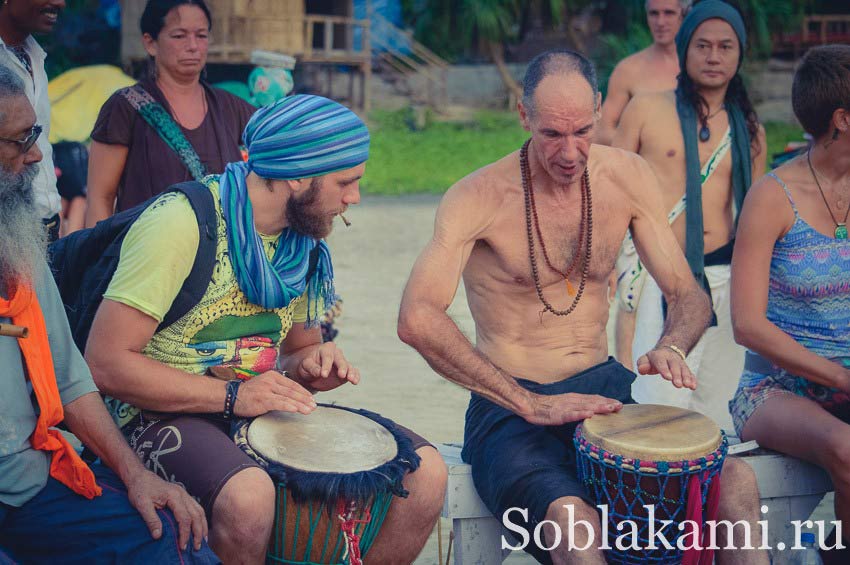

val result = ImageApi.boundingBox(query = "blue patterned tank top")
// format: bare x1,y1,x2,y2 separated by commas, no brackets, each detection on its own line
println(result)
765,172,850,358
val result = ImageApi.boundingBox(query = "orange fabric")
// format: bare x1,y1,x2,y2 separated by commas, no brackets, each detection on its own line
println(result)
0,283,101,499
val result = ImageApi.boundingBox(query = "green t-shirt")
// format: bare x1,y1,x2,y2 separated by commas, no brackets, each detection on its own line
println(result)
103,178,310,428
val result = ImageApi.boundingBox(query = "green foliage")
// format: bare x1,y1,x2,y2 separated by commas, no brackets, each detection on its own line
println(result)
733,0,813,58
595,21,653,97
405,0,569,61
39,0,120,78
362,110,805,195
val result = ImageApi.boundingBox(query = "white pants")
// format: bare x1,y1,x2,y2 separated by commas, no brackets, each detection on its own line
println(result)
631,264,744,432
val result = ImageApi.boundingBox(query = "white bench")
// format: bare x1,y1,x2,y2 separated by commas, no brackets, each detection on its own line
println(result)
439,441,833,565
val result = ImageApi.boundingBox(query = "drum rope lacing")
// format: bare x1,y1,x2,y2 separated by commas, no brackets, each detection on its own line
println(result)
337,500,371,565
574,426,727,565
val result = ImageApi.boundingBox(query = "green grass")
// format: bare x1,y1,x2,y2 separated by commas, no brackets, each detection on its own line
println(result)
362,109,528,195
362,109,805,195
764,121,807,167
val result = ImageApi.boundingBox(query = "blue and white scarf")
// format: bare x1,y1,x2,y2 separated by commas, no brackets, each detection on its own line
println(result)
218,95,370,324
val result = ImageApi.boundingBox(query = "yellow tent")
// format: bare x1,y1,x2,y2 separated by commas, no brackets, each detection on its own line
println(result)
48,65,135,143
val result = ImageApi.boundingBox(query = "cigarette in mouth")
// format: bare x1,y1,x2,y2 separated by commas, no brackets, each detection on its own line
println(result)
339,213,351,227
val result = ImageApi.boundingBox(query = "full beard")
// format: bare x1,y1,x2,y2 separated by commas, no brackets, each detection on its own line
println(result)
285,178,333,240
0,164,46,292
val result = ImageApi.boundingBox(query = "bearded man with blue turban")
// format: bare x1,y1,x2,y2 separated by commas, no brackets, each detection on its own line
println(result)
613,0,767,433
85,95,447,564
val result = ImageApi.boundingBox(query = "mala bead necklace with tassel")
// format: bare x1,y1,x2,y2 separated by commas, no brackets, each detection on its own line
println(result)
520,139,593,318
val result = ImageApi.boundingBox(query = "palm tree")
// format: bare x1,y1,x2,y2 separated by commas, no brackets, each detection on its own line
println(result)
409,0,576,101
461,0,525,100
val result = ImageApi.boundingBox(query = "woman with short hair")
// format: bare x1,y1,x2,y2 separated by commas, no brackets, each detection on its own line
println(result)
85,0,255,226
730,44,850,543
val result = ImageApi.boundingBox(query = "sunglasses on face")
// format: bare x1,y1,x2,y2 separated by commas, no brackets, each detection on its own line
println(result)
0,124,42,154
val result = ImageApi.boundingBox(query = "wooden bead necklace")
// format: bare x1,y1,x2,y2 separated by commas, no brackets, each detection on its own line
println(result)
520,139,593,318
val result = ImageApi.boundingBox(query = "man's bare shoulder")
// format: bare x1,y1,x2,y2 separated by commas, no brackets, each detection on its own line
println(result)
612,46,654,76
619,90,678,138
590,144,657,195
591,144,652,175
447,149,517,195
629,90,676,115
436,150,520,235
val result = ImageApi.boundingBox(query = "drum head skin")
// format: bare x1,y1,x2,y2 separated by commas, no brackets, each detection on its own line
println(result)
580,404,722,461
247,406,399,474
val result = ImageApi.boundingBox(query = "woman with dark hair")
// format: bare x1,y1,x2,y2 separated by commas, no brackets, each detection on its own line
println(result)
731,44,850,547
84,0,255,226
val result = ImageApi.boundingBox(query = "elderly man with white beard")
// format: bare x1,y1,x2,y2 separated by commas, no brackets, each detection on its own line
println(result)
0,64,218,564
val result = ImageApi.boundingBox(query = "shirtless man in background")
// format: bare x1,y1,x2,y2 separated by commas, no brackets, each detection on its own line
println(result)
612,1,766,430
398,48,766,564
596,0,689,145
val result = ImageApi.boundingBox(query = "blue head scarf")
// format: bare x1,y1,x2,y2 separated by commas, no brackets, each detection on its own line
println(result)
673,0,752,323
675,0,747,70
219,95,370,323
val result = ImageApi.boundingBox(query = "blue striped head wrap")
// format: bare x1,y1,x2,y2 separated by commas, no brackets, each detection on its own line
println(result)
219,95,370,322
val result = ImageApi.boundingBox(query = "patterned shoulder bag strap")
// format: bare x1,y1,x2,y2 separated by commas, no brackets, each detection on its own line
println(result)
120,84,208,182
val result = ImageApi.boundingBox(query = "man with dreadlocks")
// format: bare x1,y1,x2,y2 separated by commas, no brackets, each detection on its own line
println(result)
399,47,767,563
613,0,766,431
85,95,446,564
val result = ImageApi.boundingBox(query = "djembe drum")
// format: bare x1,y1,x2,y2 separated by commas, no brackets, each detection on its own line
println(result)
574,404,728,564
232,405,420,565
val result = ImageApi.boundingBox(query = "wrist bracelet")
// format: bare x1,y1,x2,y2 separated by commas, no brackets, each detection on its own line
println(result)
664,344,687,361
223,379,242,420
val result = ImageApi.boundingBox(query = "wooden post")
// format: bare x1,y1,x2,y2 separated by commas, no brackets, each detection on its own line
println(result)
348,67,355,106
305,18,314,57
324,19,334,56
362,21,371,112
326,65,333,99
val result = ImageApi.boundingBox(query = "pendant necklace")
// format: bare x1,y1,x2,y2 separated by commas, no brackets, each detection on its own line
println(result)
520,139,593,318
699,104,726,143
807,148,850,240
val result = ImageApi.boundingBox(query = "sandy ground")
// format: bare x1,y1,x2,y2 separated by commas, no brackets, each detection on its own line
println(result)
321,194,585,564
322,194,497,565
320,194,835,565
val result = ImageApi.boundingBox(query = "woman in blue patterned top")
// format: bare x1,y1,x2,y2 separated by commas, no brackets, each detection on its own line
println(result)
730,44,850,538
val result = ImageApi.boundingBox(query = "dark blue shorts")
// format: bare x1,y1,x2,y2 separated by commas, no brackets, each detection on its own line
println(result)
0,463,219,565
462,358,636,564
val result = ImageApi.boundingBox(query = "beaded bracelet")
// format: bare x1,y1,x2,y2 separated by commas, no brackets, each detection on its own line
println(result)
223,379,242,420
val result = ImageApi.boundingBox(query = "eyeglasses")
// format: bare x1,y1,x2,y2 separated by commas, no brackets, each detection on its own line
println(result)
0,124,42,153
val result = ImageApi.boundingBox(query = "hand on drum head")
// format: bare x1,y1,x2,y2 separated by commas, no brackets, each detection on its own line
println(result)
525,392,623,426
636,348,697,390
295,342,361,392
234,371,318,417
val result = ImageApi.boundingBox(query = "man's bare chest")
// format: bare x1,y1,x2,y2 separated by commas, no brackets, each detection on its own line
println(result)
466,198,629,288
642,123,734,198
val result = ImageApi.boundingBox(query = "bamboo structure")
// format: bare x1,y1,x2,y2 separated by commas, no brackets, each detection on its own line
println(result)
119,0,372,109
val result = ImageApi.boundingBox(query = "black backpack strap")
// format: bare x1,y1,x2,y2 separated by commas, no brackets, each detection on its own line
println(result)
158,181,218,330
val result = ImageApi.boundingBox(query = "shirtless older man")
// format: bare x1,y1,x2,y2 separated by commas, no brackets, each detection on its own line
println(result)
398,48,766,564
596,0,689,145
613,0,766,430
